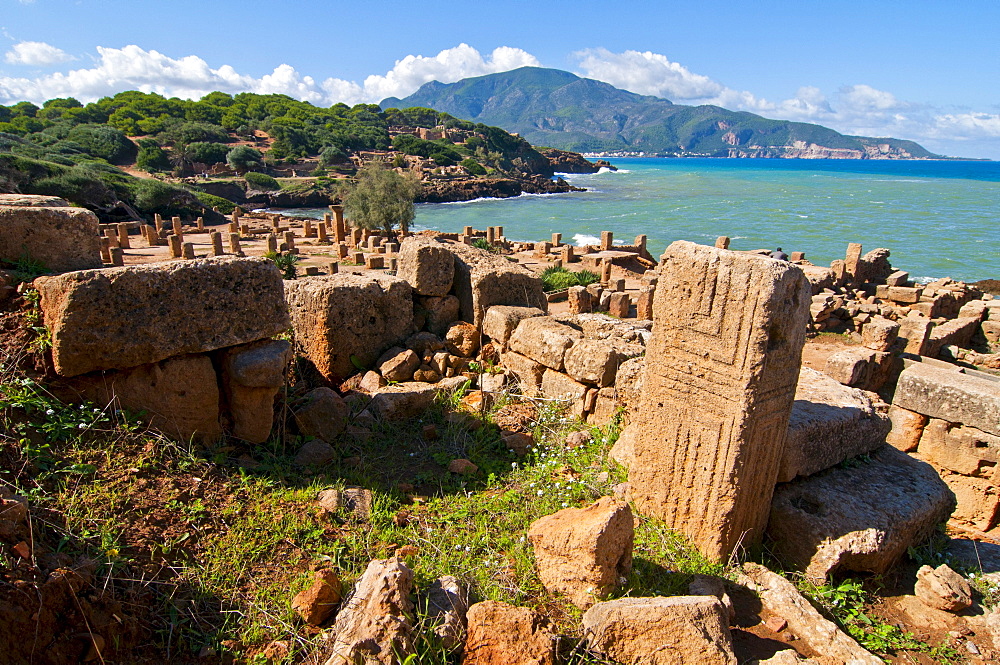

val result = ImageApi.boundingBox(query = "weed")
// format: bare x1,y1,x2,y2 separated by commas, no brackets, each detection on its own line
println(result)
264,250,300,279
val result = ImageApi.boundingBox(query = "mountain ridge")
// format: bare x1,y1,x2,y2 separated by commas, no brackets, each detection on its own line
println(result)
382,67,939,159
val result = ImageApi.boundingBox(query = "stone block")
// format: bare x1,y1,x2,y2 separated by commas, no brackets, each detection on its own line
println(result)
499,350,545,395
220,339,292,443
508,317,582,371
66,353,221,443
540,368,588,402
916,418,1000,476
583,596,736,665
447,241,547,327
624,241,810,561
613,357,645,419
36,257,289,377
481,305,545,347
607,291,629,317
285,273,413,381
887,286,922,304
914,564,972,612
885,405,928,452
823,347,876,387
777,368,891,482
463,601,557,665
938,472,1000,531
369,382,438,420
528,497,633,608
982,320,1000,344
0,202,101,273
886,270,909,287
397,237,455,296
768,445,955,581
893,362,1000,436
564,339,623,387
925,316,981,357
377,347,420,383
897,317,932,355
861,317,899,351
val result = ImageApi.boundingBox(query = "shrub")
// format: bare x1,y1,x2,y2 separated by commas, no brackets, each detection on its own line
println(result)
540,266,600,292
318,145,347,166
135,141,170,172
431,151,456,167
343,160,420,234
194,191,236,214
183,141,230,165
130,178,189,214
461,158,486,176
64,124,137,163
575,269,600,287
226,145,263,173
26,167,116,207
244,171,280,191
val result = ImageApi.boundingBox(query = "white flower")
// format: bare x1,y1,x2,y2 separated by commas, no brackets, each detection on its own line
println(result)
78,423,87,429
536,490,543,496
45,409,54,415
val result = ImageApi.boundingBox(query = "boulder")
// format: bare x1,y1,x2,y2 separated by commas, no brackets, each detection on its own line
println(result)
294,440,336,467
66,353,221,443
499,350,545,396
421,575,468,650
508,317,582,370
285,273,413,382
540,369,588,403
893,362,1000,437
914,564,972,612
220,339,292,443
444,321,480,358
292,569,342,626
447,241,548,327
294,387,349,440
463,601,558,665
582,596,736,665
768,445,955,581
777,368,891,482
527,497,633,608
418,295,460,336
0,201,101,273
377,347,420,383
36,257,289,377
824,348,876,387
323,558,414,665
482,305,546,347
738,563,881,664
397,237,455,296
861,317,899,351
563,339,622,387
614,357,645,419
915,418,1000,477
369,382,438,420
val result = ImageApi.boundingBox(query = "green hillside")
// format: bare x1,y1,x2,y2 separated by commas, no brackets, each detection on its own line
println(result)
383,67,940,158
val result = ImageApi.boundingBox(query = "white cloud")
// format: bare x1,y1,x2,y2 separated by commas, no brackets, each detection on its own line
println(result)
574,47,723,100
4,40,73,66
0,42,538,108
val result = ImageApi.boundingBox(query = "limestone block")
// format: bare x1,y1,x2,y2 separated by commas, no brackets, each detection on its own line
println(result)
885,405,928,452
861,317,899,351
0,194,69,207
897,317,932,355
369,382,437,420
67,353,221,443
768,445,955,581
564,339,623,387
417,295,460,336
463,601,557,665
0,203,101,272
614,357,645,419
925,316,981,357
481,305,545,347
220,339,293,443
777,368,891,482
285,273,413,382
377,347,420,383
499,350,544,395
893,362,1000,436
738,563,881,664
527,497,633,608
799,264,836,293
982,320,1000,344
447,241,548,327
937,472,1000,531
887,285,922,304
508,317,582,370
323,558,414,665
916,418,1000,476
823,347,876,387
587,387,619,425
294,387,349,440
607,291,629,318
886,270,909,287
583,596,736,665
36,257,289,377
541,368,588,402
626,240,810,561
914,564,972,612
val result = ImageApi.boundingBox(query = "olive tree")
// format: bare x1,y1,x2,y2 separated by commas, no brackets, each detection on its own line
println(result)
343,160,420,235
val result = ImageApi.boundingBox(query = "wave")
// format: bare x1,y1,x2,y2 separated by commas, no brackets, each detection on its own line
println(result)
430,191,574,206
573,233,601,246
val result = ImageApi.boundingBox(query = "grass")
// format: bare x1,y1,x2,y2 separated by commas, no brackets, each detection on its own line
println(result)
540,266,600,293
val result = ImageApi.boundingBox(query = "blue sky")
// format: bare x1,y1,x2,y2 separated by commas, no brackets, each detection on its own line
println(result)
2,0,999,158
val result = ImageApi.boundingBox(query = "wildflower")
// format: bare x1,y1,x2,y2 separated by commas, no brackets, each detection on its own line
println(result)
78,423,87,429
45,409,54,415
536,490,543,496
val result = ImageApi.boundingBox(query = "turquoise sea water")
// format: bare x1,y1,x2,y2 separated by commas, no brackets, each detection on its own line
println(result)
278,158,1000,282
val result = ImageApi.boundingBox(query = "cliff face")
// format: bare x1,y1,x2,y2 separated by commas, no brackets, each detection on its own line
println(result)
416,176,583,203
541,149,617,173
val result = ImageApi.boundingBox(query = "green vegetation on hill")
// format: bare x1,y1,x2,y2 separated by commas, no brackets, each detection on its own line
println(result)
383,67,940,158
0,91,556,221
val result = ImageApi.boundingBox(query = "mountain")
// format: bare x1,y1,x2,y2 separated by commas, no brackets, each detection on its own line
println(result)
382,67,939,159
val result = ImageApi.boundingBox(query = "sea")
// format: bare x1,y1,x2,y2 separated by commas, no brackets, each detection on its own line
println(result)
273,158,1000,283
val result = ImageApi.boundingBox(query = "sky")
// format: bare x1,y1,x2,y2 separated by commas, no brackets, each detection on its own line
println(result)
2,0,999,158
